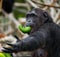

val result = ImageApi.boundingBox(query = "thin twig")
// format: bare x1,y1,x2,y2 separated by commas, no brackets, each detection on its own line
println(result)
26,0,39,8
14,3,28,7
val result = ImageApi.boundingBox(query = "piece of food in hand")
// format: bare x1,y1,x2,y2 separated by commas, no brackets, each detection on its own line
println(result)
0,53,12,57
19,24,31,33
0,53,5,57
0,44,12,57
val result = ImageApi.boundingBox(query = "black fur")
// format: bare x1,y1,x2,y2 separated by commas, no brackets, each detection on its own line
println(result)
2,0,14,13
2,8,60,57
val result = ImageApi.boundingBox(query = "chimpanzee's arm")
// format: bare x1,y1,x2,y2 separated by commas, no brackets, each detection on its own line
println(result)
2,29,49,53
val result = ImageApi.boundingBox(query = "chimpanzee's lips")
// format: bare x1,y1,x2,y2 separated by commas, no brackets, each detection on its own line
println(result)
25,23,32,27
26,24,30,27
25,23,34,30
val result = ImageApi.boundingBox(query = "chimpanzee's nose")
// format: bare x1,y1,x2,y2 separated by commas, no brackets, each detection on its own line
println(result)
26,19,32,26
27,20,31,22
26,23,30,27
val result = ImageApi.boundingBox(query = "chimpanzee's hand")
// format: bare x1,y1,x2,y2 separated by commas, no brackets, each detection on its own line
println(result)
2,42,22,53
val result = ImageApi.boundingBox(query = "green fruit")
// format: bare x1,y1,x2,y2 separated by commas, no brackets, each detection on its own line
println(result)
0,53,5,57
0,53,12,57
19,24,31,33
4,53,12,57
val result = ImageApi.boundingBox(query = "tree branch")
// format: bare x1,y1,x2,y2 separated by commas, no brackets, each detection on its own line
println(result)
32,0,60,8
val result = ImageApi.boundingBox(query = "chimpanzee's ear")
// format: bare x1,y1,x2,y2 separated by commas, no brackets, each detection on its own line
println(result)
42,11,49,23
42,11,53,23
43,11,48,18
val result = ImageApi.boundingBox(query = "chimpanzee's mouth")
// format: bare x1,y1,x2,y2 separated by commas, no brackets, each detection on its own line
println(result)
26,24,30,27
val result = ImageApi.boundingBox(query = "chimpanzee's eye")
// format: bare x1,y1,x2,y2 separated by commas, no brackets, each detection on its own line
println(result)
26,14,29,18
43,12,48,18
26,13,38,18
31,14,36,17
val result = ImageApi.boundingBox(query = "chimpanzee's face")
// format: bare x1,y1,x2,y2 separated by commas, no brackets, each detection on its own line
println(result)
26,8,51,33
26,10,41,29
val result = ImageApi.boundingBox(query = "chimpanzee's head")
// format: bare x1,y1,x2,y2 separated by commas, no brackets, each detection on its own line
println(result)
26,8,53,33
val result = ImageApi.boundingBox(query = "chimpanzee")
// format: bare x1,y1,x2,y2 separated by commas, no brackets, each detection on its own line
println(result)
2,8,60,57
2,0,14,13
32,48,48,57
